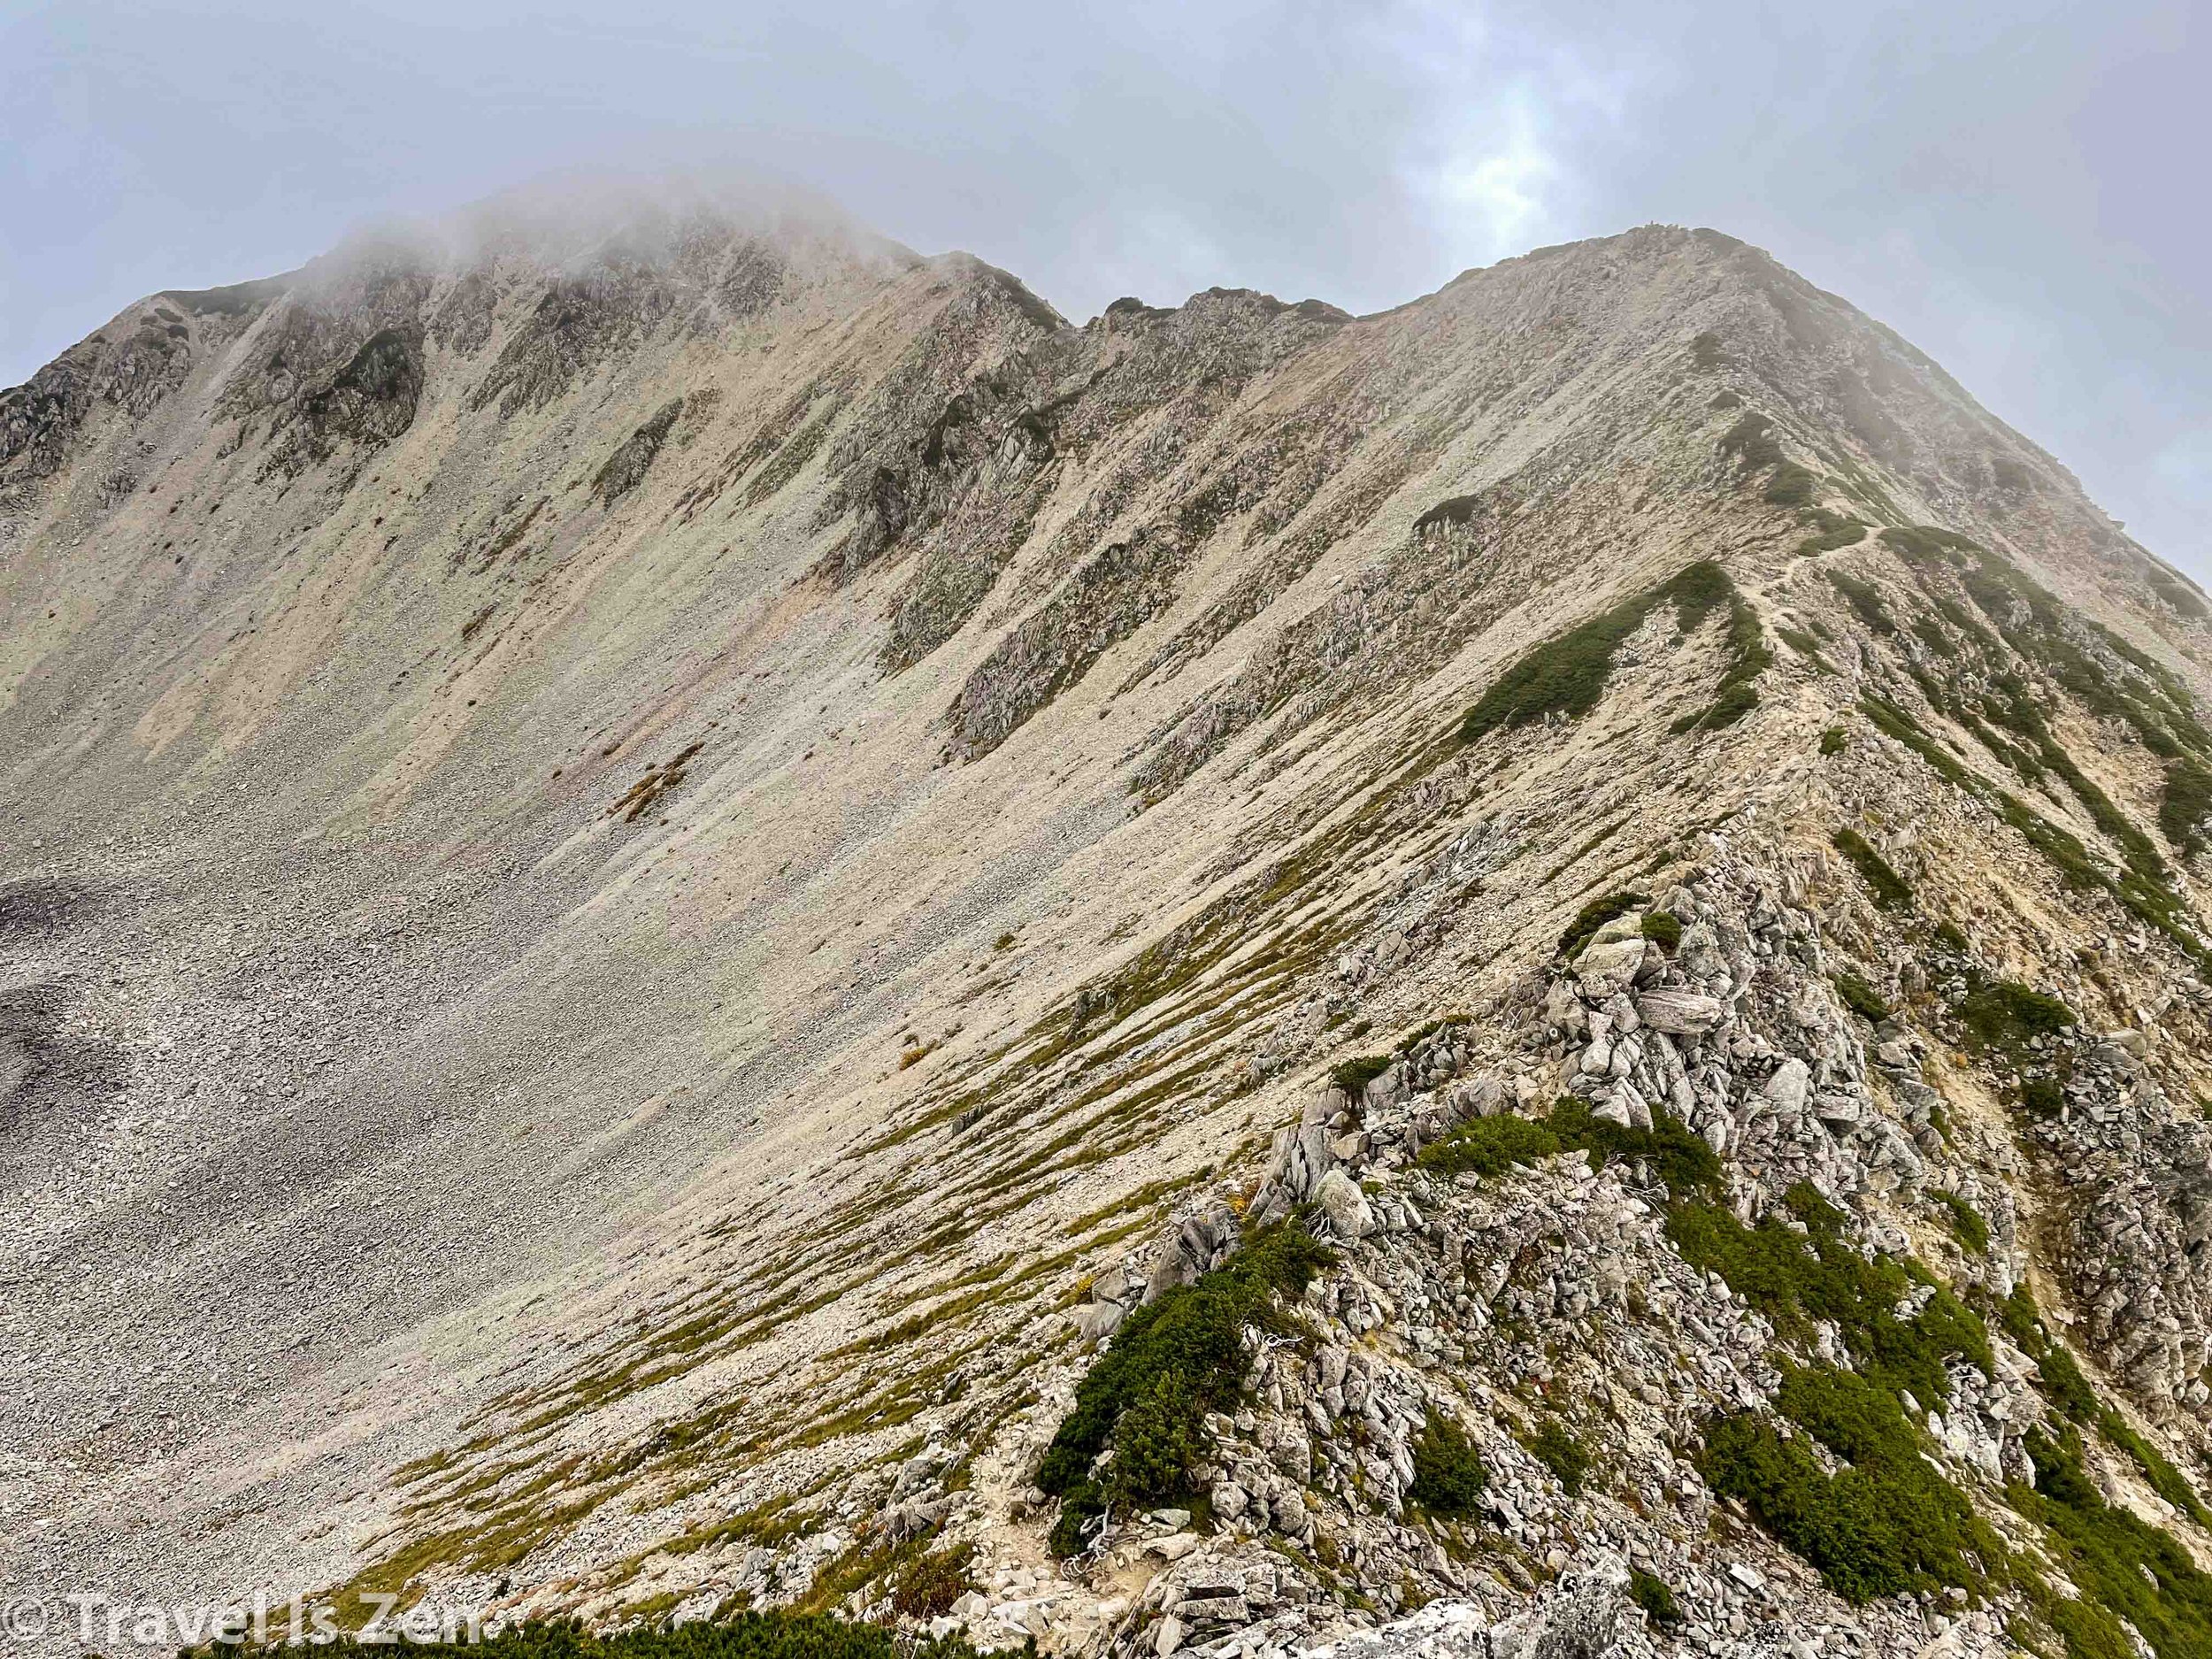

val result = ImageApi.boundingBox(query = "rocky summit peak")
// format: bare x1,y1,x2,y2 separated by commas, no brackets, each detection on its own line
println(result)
4,197,2212,1659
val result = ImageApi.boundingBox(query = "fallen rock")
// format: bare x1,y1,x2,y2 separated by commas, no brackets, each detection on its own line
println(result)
1314,1168,1378,1239
1764,1056,1811,1115
1632,987,1724,1035
1574,937,1647,1001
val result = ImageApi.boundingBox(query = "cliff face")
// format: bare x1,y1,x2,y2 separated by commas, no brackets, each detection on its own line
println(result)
7,186,2212,1658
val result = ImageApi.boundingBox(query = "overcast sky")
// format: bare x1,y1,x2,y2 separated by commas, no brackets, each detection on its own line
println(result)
4,0,2205,572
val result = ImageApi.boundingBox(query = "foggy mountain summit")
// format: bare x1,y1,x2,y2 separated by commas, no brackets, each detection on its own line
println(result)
7,190,2212,1658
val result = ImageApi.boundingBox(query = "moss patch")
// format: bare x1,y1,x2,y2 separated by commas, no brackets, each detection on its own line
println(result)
1420,1098,1720,1198
1459,563,1752,746
1557,890,1649,959
1929,1190,1989,1256
1832,827,1914,911
1832,971,1892,1024
1407,1409,1488,1517
1700,1364,2001,1604
291,1614,987,1659
1038,1222,1331,1555
1523,1418,1589,1495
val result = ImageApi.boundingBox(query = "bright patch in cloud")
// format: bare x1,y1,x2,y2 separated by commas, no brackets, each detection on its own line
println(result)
1365,2,1642,273
1424,94,1555,255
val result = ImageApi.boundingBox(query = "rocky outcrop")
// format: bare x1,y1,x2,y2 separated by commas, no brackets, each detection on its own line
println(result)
263,325,426,476
0,288,278,488
593,397,685,505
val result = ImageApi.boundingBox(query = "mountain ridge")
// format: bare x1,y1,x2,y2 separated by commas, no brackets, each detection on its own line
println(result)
5,193,2212,1659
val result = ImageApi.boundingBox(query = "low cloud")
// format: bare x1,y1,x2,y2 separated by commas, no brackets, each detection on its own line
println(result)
3,0,2203,572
